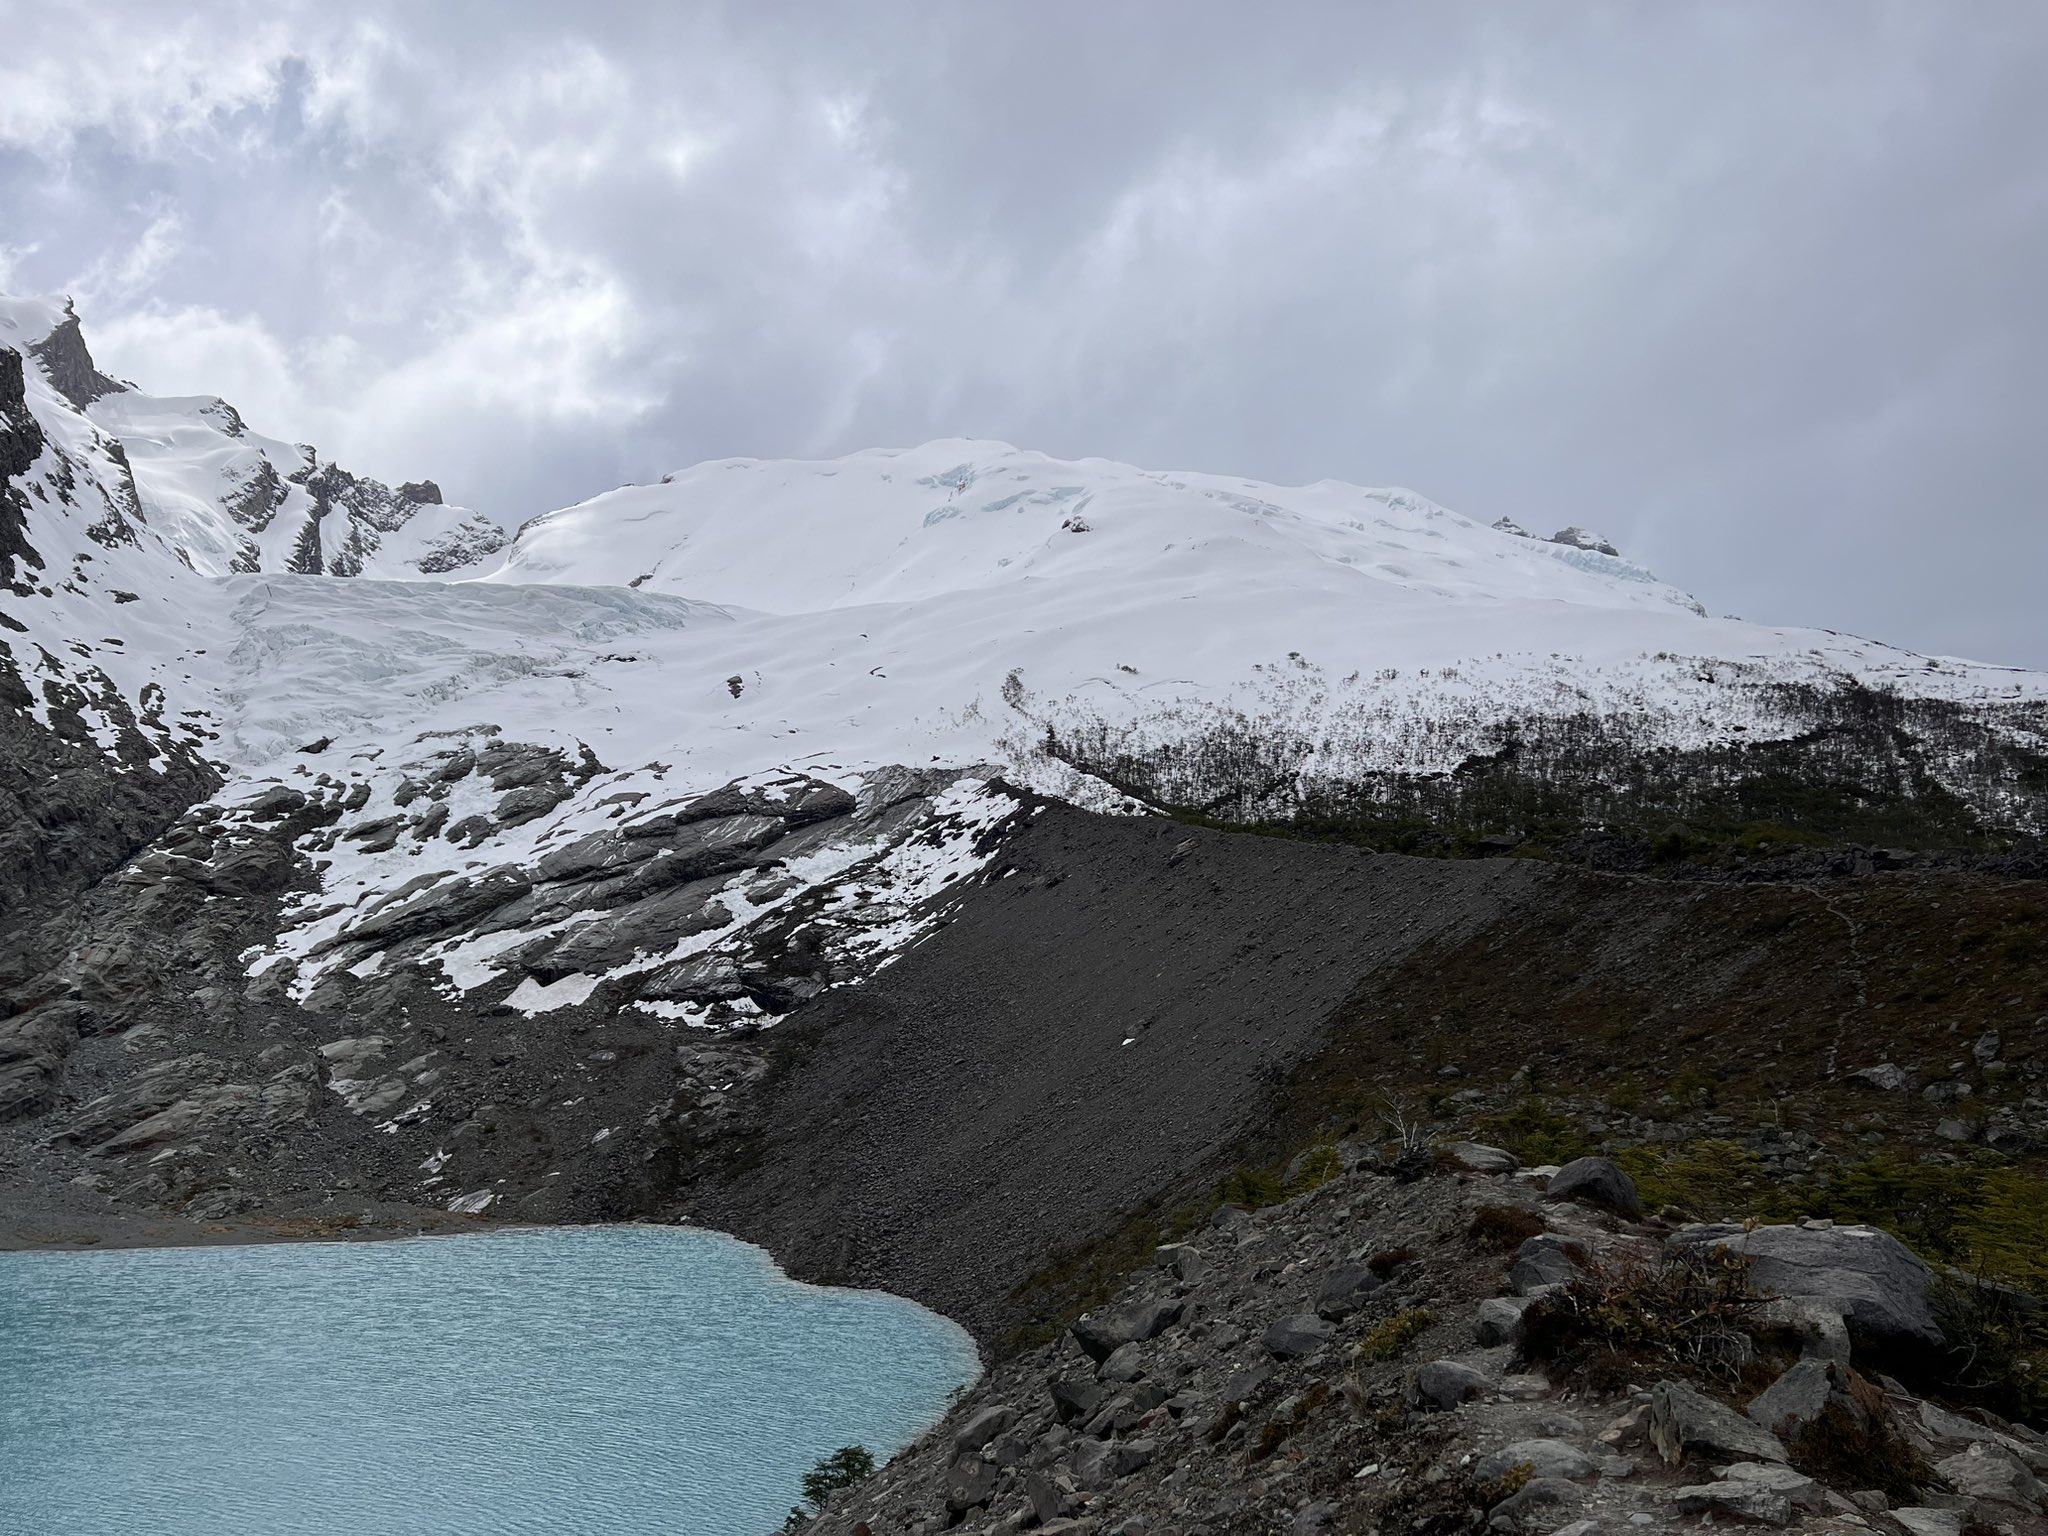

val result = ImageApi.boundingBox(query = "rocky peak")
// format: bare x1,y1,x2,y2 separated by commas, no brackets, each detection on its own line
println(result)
1549,525,1622,558
25,299,125,411
399,480,443,506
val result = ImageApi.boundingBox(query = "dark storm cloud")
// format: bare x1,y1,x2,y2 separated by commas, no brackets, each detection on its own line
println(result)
1,1,2042,663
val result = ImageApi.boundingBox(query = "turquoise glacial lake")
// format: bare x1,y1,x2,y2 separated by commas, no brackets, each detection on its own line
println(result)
0,1225,980,1535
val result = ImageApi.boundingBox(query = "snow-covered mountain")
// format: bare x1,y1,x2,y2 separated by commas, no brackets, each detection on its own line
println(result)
5,295,2047,1035
6,292,2048,1238
0,295,505,585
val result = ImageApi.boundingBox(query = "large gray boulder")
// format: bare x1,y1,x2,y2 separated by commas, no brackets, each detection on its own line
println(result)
1935,1444,2046,1510
952,1404,1016,1453
1679,1221,1943,1348
1745,1358,1847,1436
1314,1260,1384,1319
943,1453,998,1512
1544,1156,1642,1218
1262,1314,1336,1359
1071,1296,1182,1362
1071,1437,1155,1491
1440,1141,1519,1174
1510,1233,1588,1295
1410,1360,1491,1411
1048,1376,1109,1424
1476,1296,1535,1347
1650,1379,1788,1467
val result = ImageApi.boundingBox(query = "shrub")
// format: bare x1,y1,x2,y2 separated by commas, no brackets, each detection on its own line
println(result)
1784,1371,1929,1502
1929,1276,2048,1430
782,1445,876,1529
1612,1140,1787,1223
1359,1307,1436,1362
1250,1381,1330,1460
1474,1098,1595,1167
1475,1459,1535,1508
1468,1205,1547,1252
1368,1245,1420,1277
1521,1247,1763,1388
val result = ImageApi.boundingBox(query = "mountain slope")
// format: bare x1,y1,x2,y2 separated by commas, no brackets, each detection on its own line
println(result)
2,295,2045,1344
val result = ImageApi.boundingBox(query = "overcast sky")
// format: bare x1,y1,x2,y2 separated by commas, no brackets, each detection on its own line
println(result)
2,3,2043,666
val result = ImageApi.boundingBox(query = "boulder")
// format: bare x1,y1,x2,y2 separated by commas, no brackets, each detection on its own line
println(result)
1753,1295,1851,1364
1155,1242,1209,1283
1746,1359,1845,1436
1411,1360,1491,1411
1049,1377,1110,1424
1099,1343,1145,1383
1219,1363,1270,1405
1474,1439,1600,1483
953,1404,1017,1453
1290,1501,1340,1536
1848,1063,1912,1092
1650,1379,1788,1467
1488,1478,1583,1530
1679,1222,1942,1348
1476,1296,1535,1347
1071,1297,1182,1362
1891,1509,1963,1536
1715,1461,1827,1512
1510,1233,1588,1295
1071,1437,1155,1491
1665,1482,1794,1526
1441,1141,1519,1174
942,1453,998,1512
1543,1156,1642,1218
1935,1444,2046,1509
1262,1314,1336,1360
1314,1260,1384,1320
495,781,571,827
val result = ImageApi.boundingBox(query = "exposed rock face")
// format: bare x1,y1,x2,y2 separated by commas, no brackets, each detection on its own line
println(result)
25,301,124,409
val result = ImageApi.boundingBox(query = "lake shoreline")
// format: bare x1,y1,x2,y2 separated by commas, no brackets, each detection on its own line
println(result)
0,1189,514,1253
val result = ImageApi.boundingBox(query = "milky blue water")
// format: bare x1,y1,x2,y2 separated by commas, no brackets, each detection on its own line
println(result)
0,1225,980,1536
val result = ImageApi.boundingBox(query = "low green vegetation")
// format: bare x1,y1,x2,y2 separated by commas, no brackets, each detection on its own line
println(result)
1612,1140,1790,1222
1472,1098,1596,1167
1358,1307,1436,1362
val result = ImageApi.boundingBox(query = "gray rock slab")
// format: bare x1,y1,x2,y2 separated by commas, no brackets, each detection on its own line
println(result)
1262,1313,1336,1359
1475,1439,1600,1483
1679,1222,1942,1347
1650,1379,1788,1468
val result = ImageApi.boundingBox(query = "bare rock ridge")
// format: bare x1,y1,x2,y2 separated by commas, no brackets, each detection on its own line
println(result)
25,300,124,409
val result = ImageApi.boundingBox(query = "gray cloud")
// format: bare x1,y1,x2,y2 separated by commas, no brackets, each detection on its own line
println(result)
2,0,2043,664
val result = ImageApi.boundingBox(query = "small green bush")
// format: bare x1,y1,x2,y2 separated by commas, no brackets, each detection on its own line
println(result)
1358,1307,1436,1362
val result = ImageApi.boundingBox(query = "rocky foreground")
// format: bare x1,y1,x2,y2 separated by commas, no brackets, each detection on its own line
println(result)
803,1150,2048,1536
